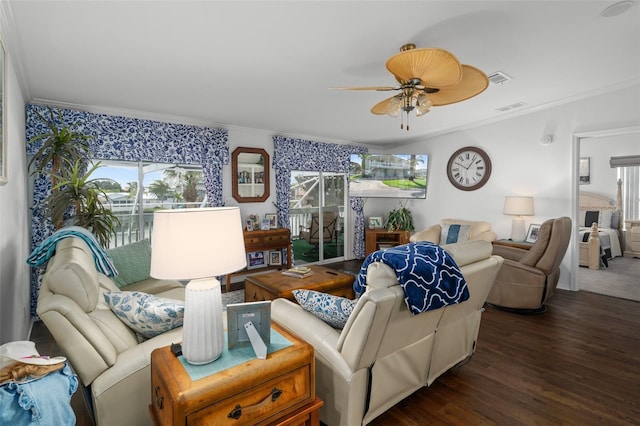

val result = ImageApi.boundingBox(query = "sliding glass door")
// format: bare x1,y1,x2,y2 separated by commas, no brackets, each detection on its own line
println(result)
290,170,346,264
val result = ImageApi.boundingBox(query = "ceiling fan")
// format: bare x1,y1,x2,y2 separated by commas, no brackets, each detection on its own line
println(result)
334,43,489,130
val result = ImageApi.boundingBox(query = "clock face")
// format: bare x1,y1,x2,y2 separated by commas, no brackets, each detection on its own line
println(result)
447,147,492,191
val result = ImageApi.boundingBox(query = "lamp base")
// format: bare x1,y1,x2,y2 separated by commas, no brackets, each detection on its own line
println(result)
182,278,224,364
510,217,526,242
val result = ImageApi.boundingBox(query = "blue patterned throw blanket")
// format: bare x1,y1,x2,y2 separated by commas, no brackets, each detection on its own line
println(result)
26,226,118,277
354,242,469,314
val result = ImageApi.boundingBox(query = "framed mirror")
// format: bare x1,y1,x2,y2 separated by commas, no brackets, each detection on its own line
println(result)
232,147,270,203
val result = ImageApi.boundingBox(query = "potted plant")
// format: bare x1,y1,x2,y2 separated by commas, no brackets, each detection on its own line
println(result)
46,160,120,247
28,107,119,246
385,201,415,232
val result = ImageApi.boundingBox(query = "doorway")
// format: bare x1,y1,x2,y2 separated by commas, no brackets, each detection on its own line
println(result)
290,170,346,264
571,126,640,294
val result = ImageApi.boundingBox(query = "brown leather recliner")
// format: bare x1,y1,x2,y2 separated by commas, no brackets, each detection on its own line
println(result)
486,216,572,313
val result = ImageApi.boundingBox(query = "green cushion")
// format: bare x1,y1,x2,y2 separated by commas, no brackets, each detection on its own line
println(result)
107,239,152,288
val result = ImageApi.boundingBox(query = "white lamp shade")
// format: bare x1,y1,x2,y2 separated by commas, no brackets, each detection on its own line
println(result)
150,207,247,280
503,196,534,216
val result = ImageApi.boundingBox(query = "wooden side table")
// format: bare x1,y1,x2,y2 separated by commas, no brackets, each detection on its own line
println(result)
365,229,410,256
149,323,321,426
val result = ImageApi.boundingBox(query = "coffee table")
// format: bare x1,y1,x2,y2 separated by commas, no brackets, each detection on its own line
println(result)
244,265,356,302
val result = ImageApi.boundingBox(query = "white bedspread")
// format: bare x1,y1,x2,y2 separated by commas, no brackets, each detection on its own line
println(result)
579,227,622,258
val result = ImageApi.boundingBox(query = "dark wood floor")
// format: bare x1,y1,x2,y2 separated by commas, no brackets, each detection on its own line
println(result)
31,260,640,425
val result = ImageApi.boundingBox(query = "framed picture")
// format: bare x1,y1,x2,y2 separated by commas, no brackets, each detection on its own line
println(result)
369,216,383,229
260,219,271,231
246,251,267,269
579,157,590,185
269,250,282,266
525,224,542,244
227,301,271,351
264,213,278,229
248,214,260,231
245,219,253,231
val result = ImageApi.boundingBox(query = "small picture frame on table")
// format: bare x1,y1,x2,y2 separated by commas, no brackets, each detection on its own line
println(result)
248,214,260,231
245,219,253,231
227,301,271,351
269,250,282,266
260,219,271,231
369,216,383,229
246,251,267,270
525,224,541,244
264,213,278,229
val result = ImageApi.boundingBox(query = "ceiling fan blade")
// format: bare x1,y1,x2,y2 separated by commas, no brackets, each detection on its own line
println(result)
371,95,401,116
386,48,463,88
429,65,489,106
331,86,398,91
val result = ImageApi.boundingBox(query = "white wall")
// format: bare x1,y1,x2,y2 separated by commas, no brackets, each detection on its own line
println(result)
0,24,30,343
364,85,640,289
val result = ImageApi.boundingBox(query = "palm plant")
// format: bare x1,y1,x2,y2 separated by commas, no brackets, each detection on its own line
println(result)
28,107,91,196
47,160,120,247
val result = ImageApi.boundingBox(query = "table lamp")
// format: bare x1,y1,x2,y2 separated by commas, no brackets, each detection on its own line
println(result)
504,196,534,242
150,207,246,364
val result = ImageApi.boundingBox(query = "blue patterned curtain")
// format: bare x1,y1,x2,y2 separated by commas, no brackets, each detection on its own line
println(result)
25,104,229,315
272,136,368,260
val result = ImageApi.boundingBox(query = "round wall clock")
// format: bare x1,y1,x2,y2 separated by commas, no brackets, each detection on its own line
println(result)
447,146,492,191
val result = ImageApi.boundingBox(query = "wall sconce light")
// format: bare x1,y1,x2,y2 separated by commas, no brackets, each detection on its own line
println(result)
150,207,247,364
504,196,535,241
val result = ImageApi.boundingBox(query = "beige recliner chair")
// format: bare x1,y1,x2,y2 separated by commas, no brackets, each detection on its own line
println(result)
272,240,503,426
486,216,572,313
410,218,497,244
36,237,185,426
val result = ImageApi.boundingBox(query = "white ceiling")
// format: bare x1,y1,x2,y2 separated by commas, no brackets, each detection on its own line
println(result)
5,1,640,146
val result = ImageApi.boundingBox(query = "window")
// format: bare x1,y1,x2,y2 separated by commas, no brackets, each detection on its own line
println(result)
90,160,205,248
617,166,640,222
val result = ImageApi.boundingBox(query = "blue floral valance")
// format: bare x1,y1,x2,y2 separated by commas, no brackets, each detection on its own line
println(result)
25,104,229,316
272,135,368,260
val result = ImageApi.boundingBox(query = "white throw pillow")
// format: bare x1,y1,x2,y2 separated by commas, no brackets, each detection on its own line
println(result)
103,291,184,339
440,223,472,245
292,289,355,329
598,210,613,229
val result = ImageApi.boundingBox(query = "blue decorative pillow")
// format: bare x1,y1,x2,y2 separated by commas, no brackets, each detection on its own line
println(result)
441,224,471,244
103,291,184,339
292,289,355,329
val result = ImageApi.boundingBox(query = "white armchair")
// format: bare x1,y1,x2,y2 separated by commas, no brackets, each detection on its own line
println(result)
272,240,503,426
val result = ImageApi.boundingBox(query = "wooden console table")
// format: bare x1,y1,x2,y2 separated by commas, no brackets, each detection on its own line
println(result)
226,228,292,289
149,323,321,426
365,228,410,256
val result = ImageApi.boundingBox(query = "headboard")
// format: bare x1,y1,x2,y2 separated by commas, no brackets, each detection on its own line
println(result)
579,179,623,236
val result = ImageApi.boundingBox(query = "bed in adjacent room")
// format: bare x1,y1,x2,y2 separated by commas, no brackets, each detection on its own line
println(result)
578,181,623,269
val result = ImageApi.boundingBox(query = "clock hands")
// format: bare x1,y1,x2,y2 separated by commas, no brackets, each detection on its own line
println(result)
454,161,470,170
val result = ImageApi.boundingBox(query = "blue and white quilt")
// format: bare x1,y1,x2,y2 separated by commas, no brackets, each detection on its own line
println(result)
354,241,469,315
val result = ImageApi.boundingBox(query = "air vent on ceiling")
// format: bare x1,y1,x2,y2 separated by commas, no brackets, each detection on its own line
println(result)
488,71,512,85
495,102,527,112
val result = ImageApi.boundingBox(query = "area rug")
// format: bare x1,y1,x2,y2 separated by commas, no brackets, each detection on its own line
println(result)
578,256,640,302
